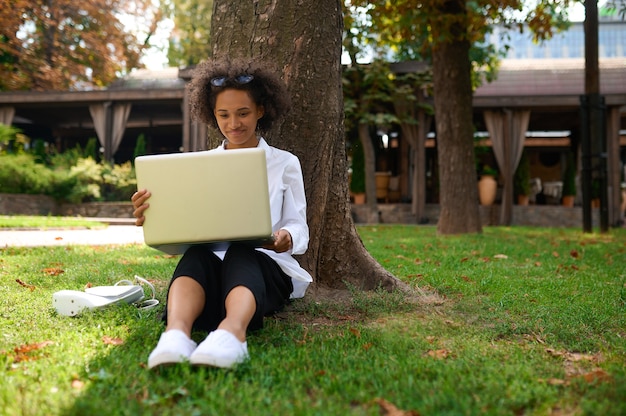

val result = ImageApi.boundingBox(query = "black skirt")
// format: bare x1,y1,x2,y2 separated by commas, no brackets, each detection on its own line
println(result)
162,243,293,332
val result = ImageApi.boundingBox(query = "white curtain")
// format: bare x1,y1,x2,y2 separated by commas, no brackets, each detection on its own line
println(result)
484,109,531,224
0,106,15,125
89,102,132,158
89,103,107,147
112,103,131,156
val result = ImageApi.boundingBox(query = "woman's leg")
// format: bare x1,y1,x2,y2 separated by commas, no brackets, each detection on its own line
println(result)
148,277,204,368
190,244,293,368
148,246,222,369
218,285,256,342
165,276,205,337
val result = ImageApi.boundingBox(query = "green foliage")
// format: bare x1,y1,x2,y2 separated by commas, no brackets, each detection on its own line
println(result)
0,153,136,203
514,150,531,196
480,164,498,177
101,161,137,202
562,151,576,197
31,139,51,164
344,0,572,79
163,0,213,67
49,145,86,170
0,154,54,194
84,137,99,160
133,133,147,161
0,123,29,154
349,139,366,194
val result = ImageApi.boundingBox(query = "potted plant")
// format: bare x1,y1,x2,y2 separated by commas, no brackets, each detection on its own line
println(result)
514,150,531,205
350,140,366,204
478,164,498,206
562,151,576,207
591,179,601,208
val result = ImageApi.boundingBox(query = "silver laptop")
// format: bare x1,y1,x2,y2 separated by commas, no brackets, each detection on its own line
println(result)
134,148,274,255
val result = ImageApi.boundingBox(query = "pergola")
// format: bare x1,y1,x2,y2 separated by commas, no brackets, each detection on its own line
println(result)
1,59,625,225
0,68,207,162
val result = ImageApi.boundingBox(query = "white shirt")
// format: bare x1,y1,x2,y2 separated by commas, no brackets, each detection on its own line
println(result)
212,138,312,298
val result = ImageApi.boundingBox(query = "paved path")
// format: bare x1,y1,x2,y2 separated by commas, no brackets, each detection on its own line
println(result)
0,225,145,248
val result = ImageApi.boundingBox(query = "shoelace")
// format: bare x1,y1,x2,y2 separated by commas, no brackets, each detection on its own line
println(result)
114,275,160,311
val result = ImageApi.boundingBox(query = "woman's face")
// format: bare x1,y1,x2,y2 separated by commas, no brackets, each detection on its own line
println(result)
214,89,264,149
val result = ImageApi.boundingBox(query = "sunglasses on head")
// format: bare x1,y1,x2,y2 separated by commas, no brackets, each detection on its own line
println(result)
210,74,254,87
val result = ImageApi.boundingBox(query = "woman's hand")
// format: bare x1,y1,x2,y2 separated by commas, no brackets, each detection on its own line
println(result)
131,189,151,226
265,229,292,253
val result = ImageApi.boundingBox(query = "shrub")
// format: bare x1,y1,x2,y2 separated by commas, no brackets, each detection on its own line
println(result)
350,139,366,194
0,153,137,203
0,154,52,194
49,145,84,169
101,161,137,201
133,134,146,161
83,137,99,160
514,150,531,196
562,151,576,197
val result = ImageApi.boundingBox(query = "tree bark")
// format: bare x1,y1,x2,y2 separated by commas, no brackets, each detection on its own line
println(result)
211,0,403,291
430,1,482,235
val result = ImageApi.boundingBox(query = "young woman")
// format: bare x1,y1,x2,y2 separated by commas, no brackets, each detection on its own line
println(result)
131,58,312,369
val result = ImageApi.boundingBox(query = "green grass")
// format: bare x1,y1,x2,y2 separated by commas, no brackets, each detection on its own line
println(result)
0,215,106,230
1,225,625,415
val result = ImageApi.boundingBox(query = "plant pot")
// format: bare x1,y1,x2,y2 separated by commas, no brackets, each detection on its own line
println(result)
562,195,575,207
517,195,529,206
375,172,391,200
478,175,497,206
352,193,366,204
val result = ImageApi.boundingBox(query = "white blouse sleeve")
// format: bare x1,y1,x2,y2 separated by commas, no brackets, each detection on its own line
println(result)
279,155,309,255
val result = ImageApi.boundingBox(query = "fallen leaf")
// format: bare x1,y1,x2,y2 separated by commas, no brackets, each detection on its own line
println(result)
15,279,36,291
552,251,560,257
570,249,579,258
540,378,567,386
102,336,124,345
426,349,450,359
375,398,420,416
571,353,599,362
11,340,54,362
349,327,361,338
580,368,611,384
42,267,64,276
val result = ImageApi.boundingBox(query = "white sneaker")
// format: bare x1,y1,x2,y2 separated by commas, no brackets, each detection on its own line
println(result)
189,329,249,368
148,329,197,369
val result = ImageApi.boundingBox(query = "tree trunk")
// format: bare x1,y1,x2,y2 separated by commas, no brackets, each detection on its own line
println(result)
430,1,481,235
211,0,403,291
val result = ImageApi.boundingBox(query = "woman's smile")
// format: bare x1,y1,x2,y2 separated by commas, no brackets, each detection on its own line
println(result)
214,89,264,149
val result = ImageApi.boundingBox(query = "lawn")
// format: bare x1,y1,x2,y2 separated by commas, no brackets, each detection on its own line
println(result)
1,224,625,415
0,215,106,230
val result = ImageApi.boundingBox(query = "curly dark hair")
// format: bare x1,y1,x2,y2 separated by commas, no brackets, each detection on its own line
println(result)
187,57,291,134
